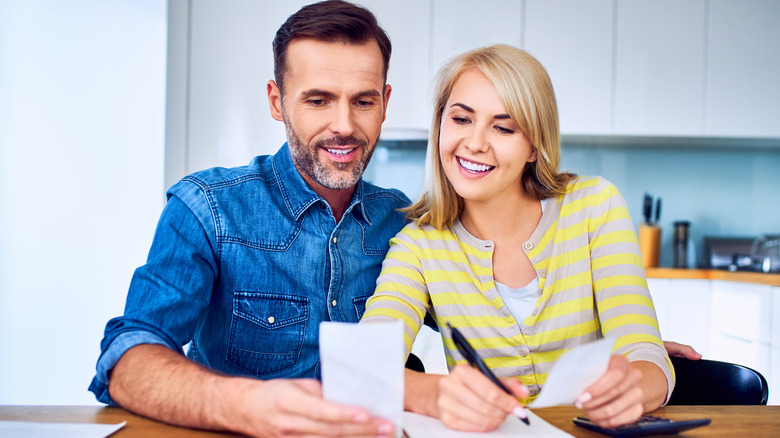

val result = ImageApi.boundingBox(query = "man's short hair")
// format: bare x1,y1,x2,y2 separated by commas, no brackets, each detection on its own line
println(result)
273,0,392,94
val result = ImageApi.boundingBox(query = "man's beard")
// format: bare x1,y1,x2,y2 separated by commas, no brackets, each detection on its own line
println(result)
285,122,378,190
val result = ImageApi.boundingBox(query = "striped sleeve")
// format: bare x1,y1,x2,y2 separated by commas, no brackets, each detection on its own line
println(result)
585,178,675,402
360,228,429,357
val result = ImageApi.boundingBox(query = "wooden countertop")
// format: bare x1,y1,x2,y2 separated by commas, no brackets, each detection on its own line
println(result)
646,267,780,287
3,405,780,437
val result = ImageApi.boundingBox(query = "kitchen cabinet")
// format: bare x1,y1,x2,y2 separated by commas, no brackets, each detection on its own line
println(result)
650,277,777,404
524,0,613,135
613,0,706,136
184,0,307,176
647,278,711,358
709,281,773,389
706,0,780,138
360,0,431,136
431,0,524,75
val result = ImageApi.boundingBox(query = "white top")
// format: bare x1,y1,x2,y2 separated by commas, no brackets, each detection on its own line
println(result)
494,199,548,324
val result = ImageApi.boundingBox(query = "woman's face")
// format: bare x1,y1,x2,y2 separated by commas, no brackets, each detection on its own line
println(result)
439,69,536,204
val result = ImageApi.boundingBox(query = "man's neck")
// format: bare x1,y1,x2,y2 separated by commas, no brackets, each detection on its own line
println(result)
298,170,356,223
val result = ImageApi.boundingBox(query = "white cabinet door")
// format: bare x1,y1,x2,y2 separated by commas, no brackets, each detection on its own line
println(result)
648,278,711,357
709,280,772,385
186,0,310,174
360,1,432,135
431,0,524,74
524,0,613,135
706,0,780,138
613,0,706,136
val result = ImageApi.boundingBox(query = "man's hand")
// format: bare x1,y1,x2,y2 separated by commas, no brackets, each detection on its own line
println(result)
663,341,702,360
243,378,394,438
109,344,394,438
434,364,528,432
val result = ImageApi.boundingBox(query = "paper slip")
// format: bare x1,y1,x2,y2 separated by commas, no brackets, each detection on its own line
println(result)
0,420,126,438
403,410,572,437
529,337,616,408
320,321,404,438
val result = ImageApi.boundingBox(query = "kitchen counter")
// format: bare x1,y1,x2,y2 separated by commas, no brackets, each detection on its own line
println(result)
646,267,780,287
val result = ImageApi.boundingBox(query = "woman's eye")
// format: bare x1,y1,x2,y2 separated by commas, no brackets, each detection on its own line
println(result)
495,126,515,134
452,116,470,124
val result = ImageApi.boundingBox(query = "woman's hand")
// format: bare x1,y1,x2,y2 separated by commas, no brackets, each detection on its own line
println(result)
663,341,702,360
574,355,645,428
435,364,529,432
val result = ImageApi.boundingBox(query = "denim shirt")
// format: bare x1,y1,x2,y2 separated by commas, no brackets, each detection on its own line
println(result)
89,144,410,405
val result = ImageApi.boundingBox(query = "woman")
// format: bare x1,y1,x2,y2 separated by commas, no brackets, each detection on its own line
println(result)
361,44,673,431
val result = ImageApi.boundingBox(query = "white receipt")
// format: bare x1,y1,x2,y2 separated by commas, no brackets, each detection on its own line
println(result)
529,337,616,408
0,420,126,438
403,410,572,437
320,321,404,438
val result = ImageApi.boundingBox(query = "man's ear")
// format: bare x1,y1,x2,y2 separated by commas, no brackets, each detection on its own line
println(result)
381,84,392,122
267,80,284,121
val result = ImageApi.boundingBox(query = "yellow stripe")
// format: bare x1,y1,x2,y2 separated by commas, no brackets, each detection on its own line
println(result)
597,293,655,312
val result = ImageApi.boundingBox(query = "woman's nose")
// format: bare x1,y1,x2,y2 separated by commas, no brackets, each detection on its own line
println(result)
464,125,489,153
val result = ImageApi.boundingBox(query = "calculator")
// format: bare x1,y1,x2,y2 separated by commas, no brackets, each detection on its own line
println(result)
572,415,711,437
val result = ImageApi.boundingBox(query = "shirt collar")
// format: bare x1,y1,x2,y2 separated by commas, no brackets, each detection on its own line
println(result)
271,143,369,223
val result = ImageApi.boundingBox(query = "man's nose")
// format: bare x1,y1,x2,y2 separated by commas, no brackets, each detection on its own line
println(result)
330,101,356,137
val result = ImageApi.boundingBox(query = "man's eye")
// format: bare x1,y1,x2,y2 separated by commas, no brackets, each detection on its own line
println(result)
307,99,326,106
355,100,375,108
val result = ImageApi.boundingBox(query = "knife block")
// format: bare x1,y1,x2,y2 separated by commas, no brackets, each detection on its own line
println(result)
639,224,661,268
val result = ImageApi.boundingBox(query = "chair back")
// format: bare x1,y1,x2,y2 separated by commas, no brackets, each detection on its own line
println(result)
668,357,769,405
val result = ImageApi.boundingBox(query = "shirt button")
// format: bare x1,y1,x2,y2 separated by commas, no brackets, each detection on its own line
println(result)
331,300,337,307
531,308,538,316
267,316,275,324
539,269,547,278
332,237,338,244
529,385,539,396
519,347,529,357
523,241,533,251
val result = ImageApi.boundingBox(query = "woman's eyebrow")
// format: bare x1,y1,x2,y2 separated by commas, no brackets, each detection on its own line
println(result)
450,103,510,120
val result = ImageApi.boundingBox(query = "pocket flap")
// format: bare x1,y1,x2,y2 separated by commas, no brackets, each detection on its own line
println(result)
233,292,309,329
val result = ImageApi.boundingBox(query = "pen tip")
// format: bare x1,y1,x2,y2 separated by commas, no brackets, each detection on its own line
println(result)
522,417,530,425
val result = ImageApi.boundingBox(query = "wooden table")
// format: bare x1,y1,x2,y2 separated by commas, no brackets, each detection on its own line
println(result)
1,405,779,437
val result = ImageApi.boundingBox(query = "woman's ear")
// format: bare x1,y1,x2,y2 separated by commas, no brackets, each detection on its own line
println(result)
528,149,538,162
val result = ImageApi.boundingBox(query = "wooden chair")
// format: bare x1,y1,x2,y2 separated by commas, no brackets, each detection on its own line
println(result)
668,357,769,405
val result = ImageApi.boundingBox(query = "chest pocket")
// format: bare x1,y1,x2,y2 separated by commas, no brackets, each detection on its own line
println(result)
352,295,374,321
228,292,309,376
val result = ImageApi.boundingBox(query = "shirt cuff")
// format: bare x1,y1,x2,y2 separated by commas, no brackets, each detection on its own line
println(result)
626,346,675,405
88,331,174,405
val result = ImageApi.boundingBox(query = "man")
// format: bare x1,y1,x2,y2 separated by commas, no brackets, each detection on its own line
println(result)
90,2,404,437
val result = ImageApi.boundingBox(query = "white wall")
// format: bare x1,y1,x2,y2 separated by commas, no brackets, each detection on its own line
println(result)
0,0,167,404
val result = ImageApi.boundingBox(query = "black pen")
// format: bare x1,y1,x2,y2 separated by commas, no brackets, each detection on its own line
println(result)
447,322,530,425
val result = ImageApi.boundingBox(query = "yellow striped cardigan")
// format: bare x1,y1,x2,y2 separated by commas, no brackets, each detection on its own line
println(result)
361,176,674,402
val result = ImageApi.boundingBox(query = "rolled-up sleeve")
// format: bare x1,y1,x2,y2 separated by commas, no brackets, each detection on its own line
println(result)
89,187,218,405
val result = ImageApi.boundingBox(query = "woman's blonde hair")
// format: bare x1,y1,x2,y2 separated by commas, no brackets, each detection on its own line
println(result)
405,44,576,229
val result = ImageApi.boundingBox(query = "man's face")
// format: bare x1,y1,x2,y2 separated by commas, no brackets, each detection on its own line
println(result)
268,38,391,191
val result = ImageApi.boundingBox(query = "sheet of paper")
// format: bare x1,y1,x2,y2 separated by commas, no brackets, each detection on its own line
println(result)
403,410,572,437
320,321,404,438
0,420,126,438
529,337,616,408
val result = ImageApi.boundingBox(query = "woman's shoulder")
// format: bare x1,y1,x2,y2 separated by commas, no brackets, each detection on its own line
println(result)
393,221,458,246
562,175,621,201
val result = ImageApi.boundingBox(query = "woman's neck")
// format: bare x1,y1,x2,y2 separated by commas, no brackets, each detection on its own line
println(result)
460,193,541,242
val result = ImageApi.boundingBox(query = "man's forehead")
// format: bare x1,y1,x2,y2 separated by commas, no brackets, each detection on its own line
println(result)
284,38,385,86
